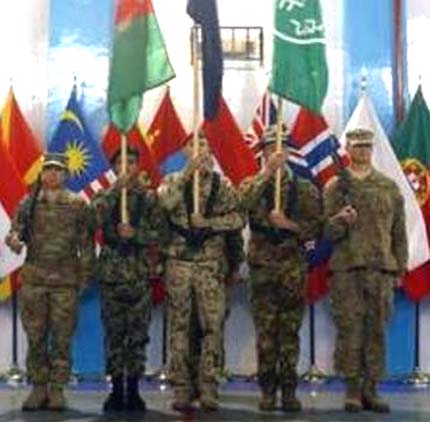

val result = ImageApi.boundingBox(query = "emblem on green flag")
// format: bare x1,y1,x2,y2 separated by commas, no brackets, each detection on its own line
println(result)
269,0,328,114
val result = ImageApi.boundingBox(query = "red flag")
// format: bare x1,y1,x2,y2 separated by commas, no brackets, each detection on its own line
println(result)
204,97,259,186
0,139,27,300
1,89,43,185
147,89,187,165
306,263,330,304
102,123,161,187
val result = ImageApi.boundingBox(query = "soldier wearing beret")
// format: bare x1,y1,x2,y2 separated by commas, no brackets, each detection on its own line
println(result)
6,153,95,411
239,126,323,412
324,127,408,413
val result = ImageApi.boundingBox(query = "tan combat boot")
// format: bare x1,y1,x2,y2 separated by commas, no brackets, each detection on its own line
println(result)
258,390,276,411
362,379,390,413
172,386,193,412
200,383,219,411
344,378,362,413
46,384,67,411
22,384,48,411
281,384,302,412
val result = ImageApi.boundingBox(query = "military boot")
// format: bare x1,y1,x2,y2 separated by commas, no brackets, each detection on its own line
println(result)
362,379,390,413
344,378,362,413
172,386,193,412
103,375,124,413
22,384,48,411
281,384,302,412
46,384,67,411
200,383,219,411
125,375,146,412
258,389,276,412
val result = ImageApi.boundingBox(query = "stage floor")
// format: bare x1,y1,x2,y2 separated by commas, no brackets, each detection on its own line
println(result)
1,380,430,421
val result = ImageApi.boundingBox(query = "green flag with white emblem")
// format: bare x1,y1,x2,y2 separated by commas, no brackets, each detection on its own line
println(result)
269,0,328,114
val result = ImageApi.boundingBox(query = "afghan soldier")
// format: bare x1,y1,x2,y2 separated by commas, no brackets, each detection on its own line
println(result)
158,134,245,411
94,146,168,413
6,153,94,411
324,128,407,413
239,127,322,412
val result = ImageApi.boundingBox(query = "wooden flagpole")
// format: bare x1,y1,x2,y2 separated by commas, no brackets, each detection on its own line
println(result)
274,96,283,212
120,132,128,223
192,25,200,214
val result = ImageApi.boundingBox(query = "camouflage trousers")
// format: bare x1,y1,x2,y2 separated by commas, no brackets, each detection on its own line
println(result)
101,280,151,377
20,284,78,385
249,263,305,392
166,259,226,388
330,269,394,381
188,285,232,388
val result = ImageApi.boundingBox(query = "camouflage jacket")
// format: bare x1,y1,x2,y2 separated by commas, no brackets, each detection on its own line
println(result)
239,170,323,267
11,188,95,288
323,168,408,274
94,184,169,283
158,170,245,262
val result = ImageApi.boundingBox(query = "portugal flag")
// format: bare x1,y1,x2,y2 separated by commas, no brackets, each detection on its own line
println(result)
108,0,175,133
392,86,430,301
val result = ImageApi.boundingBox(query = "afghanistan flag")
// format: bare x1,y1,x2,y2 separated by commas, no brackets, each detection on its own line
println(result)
108,0,175,133
391,86,430,301
269,0,328,114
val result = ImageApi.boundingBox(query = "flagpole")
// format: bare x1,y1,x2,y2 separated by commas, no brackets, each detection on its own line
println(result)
192,25,200,215
274,96,283,212
120,133,128,223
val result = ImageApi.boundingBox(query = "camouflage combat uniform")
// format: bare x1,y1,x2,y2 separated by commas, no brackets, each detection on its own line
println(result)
158,170,244,408
12,188,94,388
95,184,168,378
188,229,245,394
324,168,407,390
240,169,322,408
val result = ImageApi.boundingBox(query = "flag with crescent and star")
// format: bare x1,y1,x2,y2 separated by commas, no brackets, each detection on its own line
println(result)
48,85,114,197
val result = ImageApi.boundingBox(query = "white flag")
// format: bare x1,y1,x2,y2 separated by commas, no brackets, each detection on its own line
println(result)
340,93,430,271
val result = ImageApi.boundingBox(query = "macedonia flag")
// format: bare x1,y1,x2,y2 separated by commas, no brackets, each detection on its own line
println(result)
1,88,43,185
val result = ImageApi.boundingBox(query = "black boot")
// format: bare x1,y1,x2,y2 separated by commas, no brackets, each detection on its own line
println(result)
126,375,146,412
103,375,124,413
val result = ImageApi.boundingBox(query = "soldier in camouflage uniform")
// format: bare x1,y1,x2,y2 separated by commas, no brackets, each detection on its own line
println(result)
94,146,168,413
158,134,245,411
6,153,94,411
239,127,322,412
188,229,245,399
324,128,407,413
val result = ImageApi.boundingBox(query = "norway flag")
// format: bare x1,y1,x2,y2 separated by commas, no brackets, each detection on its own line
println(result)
289,107,349,188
